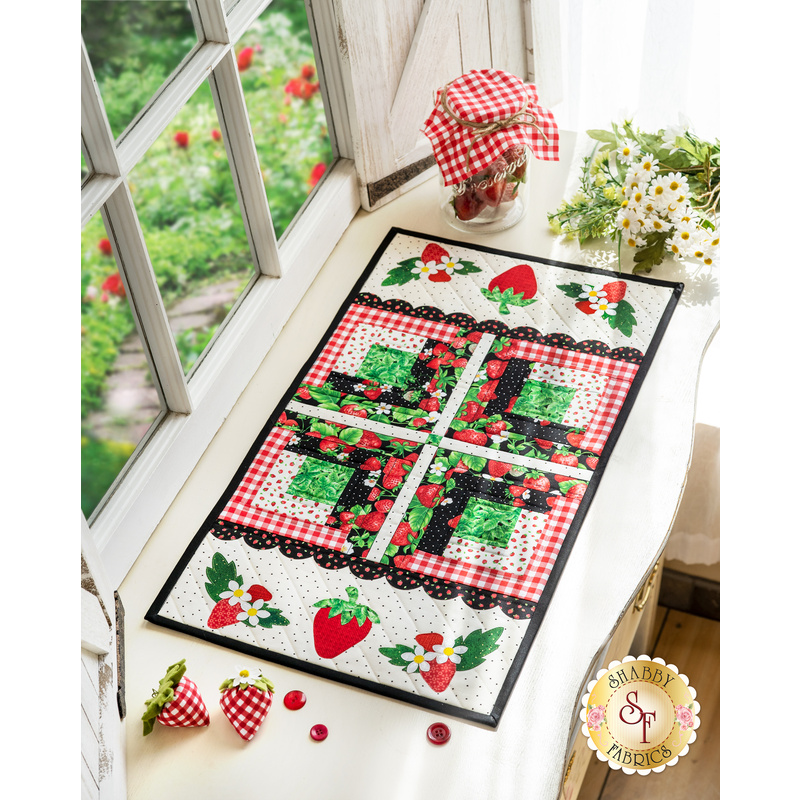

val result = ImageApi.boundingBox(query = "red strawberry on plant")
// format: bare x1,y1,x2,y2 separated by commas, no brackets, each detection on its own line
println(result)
551,452,579,467
340,404,368,418
367,487,380,502
391,522,414,546
247,584,273,604
356,431,383,449
586,456,599,470
296,386,312,400
312,586,380,658
453,429,488,446
319,435,343,451
566,432,584,447
363,388,383,400
219,669,275,741
416,484,444,508
447,515,462,529
360,456,382,471
458,401,486,422
486,359,507,378
484,420,507,437
576,300,596,315
481,265,538,314
355,511,386,531
374,499,394,513
566,483,587,500
429,270,452,283
141,660,209,735
601,281,627,303
477,379,499,402
488,460,512,478
534,438,554,450
523,475,550,492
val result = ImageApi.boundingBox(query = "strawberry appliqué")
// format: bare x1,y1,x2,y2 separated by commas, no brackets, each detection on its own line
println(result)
312,586,380,658
382,243,482,286
481,264,538,314
558,280,637,338
380,628,504,693
205,553,290,630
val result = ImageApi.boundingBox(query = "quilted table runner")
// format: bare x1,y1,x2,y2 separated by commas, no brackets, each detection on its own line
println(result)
147,228,682,726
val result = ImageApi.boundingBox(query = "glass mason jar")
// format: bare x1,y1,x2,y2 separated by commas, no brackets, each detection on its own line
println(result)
440,145,529,233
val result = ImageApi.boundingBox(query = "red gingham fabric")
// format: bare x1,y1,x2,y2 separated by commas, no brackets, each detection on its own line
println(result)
219,426,349,551
301,303,461,388
421,69,560,187
220,686,273,741
404,494,582,604
503,338,639,454
157,677,209,729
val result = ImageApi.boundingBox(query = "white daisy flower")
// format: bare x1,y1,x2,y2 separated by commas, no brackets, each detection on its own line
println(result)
635,154,659,180
617,139,641,164
411,260,436,277
401,646,435,673
579,284,607,302
590,300,618,316
364,477,378,487
490,430,509,444
237,599,270,626
375,403,392,415
616,207,642,235
230,668,257,687
353,383,367,392
431,642,469,664
220,580,252,607
428,462,448,476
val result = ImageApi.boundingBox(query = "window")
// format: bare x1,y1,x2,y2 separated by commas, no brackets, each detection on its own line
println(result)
82,0,360,584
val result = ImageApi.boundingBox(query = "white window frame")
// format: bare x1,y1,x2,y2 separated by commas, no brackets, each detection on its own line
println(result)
82,0,360,586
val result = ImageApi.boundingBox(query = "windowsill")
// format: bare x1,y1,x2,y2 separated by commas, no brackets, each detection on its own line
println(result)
119,131,719,799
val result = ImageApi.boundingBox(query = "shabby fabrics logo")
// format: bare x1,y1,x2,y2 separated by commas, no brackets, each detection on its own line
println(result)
580,656,700,775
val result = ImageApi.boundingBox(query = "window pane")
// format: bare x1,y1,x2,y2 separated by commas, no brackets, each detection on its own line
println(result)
81,213,160,519
237,0,334,239
127,81,256,376
81,0,197,140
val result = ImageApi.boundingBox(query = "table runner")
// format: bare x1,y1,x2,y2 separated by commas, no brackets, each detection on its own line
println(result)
147,228,682,726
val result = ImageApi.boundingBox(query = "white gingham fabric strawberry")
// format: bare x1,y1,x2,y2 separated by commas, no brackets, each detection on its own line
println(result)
219,668,275,741
141,659,210,735
421,68,559,186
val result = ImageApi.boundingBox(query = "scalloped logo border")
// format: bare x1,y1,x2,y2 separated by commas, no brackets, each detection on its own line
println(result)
579,655,701,775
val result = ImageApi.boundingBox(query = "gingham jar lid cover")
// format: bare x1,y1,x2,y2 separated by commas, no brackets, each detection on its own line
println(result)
421,68,559,186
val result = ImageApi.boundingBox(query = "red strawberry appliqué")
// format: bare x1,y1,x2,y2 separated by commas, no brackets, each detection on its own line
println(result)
481,264,538,314
312,587,380,658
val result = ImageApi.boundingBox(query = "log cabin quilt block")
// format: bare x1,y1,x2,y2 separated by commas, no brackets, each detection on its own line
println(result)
148,228,682,726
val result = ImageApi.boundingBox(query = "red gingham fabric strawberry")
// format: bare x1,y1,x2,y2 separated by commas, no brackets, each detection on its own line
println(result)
421,68,559,186
219,668,275,741
141,660,210,735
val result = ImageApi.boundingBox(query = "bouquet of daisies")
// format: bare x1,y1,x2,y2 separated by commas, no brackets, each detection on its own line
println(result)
547,121,720,274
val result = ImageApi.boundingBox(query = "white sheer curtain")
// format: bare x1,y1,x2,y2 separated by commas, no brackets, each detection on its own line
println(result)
551,0,721,140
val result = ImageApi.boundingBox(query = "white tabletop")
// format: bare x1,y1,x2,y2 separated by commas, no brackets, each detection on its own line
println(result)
120,131,719,800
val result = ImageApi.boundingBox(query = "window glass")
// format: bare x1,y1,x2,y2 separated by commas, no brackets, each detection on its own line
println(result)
81,213,160,519
127,81,256,376
237,0,334,238
81,0,197,139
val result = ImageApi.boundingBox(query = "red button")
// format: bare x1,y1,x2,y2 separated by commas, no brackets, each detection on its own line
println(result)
427,722,451,745
310,724,328,741
283,690,307,710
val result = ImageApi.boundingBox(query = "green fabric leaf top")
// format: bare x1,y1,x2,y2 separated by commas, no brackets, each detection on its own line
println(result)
205,553,243,603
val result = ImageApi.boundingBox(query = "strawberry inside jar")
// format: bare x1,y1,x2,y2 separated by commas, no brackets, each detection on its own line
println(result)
421,69,559,234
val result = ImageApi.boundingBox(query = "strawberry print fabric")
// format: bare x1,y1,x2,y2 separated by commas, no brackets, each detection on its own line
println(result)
148,229,682,726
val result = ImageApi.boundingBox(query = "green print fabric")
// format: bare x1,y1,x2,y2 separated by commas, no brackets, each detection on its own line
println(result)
456,498,521,549
356,345,418,387
287,458,354,505
513,380,576,423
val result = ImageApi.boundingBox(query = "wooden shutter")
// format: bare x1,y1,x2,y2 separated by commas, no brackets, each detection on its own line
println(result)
82,516,126,799
330,0,562,210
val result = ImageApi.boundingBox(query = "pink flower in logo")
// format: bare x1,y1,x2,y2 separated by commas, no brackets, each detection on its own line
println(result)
587,705,606,731
675,704,694,731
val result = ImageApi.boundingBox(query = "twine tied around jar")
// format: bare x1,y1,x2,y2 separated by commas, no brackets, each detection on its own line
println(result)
438,80,550,175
